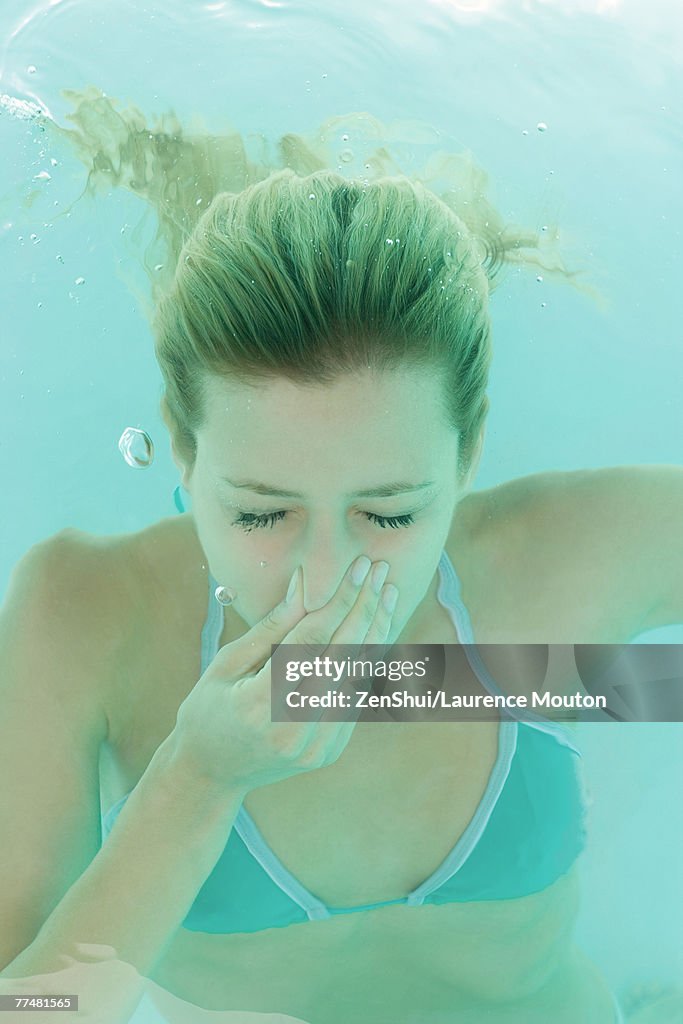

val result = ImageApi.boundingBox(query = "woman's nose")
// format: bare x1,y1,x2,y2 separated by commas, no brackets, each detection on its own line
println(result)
299,553,364,613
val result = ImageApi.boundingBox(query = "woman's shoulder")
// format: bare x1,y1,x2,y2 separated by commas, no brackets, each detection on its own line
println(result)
459,469,637,643
457,470,578,560
33,516,205,723
77,516,210,759
1,527,148,747
56,513,205,612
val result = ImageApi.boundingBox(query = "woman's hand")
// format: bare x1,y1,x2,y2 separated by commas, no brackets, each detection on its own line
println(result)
172,557,398,795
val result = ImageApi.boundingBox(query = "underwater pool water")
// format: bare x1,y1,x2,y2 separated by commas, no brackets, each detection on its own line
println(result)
1,0,681,1014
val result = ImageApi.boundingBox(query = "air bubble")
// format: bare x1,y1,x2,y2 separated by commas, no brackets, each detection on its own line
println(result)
386,238,394,245
214,585,236,606
309,193,316,200
118,427,154,468
30,233,40,243
536,276,544,282
522,129,529,136
56,254,64,263
154,263,164,272
339,148,353,163
50,157,58,166
537,122,548,132
75,276,85,285
27,65,37,74
33,170,51,181
342,133,349,141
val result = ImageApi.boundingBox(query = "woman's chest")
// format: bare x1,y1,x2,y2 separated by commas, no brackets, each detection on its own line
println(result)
239,716,500,907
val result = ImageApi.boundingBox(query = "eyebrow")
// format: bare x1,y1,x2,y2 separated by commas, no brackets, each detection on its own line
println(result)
219,477,437,499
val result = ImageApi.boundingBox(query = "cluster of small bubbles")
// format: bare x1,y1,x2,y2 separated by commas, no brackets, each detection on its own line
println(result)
0,93,44,120
33,170,51,181
27,65,37,74
537,122,548,132
118,427,154,468
75,276,85,285
214,585,236,606
339,148,354,163
385,238,394,245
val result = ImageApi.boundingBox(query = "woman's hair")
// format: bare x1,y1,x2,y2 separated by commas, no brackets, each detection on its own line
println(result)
51,86,597,481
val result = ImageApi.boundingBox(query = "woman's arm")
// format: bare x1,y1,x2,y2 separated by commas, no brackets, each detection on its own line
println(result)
0,535,245,1024
610,463,683,632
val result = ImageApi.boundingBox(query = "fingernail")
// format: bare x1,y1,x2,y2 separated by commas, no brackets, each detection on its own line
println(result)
285,565,300,603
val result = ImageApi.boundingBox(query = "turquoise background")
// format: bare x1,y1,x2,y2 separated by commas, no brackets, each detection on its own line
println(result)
1,0,681,1001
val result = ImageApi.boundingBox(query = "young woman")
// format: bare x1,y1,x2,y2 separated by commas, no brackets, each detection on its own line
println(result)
1,90,681,1024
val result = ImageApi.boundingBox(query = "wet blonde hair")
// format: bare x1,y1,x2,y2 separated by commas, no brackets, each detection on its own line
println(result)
53,86,596,481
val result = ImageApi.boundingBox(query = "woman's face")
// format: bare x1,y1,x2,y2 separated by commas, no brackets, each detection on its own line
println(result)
180,368,473,644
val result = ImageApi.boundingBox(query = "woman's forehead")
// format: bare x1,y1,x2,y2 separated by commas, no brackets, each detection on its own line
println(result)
200,366,446,419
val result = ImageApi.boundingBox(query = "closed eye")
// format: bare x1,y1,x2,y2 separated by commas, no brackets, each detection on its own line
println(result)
231,510,416,533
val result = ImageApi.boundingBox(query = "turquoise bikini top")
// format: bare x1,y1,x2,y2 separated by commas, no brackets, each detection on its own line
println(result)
100,486,588,933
